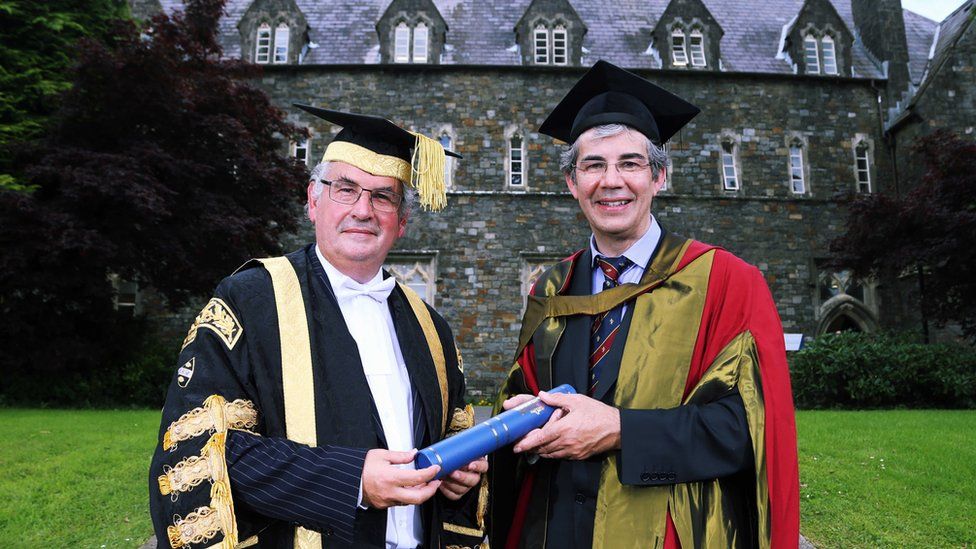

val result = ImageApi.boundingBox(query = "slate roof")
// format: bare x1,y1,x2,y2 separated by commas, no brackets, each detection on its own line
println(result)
159,0,937,80
912,0,974,99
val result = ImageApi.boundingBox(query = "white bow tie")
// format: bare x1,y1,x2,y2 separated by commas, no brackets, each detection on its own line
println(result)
335,275,396,303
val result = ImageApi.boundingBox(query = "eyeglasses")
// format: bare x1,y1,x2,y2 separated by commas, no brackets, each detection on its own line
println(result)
321,179,403,213
574,159,651,181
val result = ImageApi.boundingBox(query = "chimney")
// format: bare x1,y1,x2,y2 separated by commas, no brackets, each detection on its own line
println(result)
851,0,911,107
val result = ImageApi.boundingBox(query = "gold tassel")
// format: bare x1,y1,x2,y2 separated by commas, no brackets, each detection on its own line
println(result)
409,131,447,212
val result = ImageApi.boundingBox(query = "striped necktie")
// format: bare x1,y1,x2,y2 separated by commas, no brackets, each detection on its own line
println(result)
589,256,633,396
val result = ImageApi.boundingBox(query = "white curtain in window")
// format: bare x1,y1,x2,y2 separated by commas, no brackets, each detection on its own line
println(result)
394,23,410,63
821,35,838,75
804,35,820,74
273,23,289,64
413,22,428,63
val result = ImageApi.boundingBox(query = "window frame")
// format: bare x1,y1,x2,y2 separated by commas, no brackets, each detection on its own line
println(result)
671,28,689,66
855,141,871,193
803,34,820,74
689,28,706,67
821,34,838,75
438,129,454,188
273,23,289,64
255,23,272,64
508,131,526,188
552,25,568,65
534,25,550,64
789,141,806,194
721,140,739,191
412,22,428,63
291,136,310,166
394,22,410,63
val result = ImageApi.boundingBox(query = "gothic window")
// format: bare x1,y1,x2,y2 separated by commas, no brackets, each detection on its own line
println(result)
552,26,568,65
689,29,706,67
386,256,436,304
533,22,570,65
291,137,310,166
393,20,431,64
789,141,806,194
508,132,525,187
671,28,688,66
255,23,272,64
109,274,140,317
273,23,289,64
721,140,739,190
439,131,454,187
413,22,428,63
534,25,549,64
818,270,865,302
395,22,410,62
855,141,871,193
803,34,820,74
821,35,838,75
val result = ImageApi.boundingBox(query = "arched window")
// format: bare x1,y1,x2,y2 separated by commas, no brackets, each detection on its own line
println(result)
821,35,838,75
552,25,568,65
534,25,549,64
508,132,525,187
789,141,806,194
671,28,688,66
855,141,871,193
689,28,706,67
394,22,410,62
439,131,453,187
721,141,738,190
412,22,428,63
804,34,821,74
273,23,289,64
255,23,271,64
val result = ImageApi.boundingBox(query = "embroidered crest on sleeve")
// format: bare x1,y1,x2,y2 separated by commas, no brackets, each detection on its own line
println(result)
181,298,243,351
177,357,195,388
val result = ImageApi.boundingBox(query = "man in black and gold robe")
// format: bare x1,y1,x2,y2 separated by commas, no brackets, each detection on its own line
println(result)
149,107,487,549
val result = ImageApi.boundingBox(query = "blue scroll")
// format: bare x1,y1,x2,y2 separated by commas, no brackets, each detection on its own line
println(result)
415,384,576,479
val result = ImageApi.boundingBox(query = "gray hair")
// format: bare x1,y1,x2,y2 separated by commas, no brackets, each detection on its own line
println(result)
307,160,414,219
558,124,669,183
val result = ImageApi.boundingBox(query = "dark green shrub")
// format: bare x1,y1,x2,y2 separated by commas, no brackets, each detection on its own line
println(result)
790,332,976,409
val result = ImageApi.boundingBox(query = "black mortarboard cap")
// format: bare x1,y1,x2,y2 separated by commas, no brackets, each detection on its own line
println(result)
538,60,700,144
294,104,460,211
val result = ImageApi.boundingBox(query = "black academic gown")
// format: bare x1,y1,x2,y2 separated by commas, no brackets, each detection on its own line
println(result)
149,245,478,549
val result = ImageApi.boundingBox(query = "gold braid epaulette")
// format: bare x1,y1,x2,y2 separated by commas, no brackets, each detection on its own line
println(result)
447,404,475,436
166,432,239,548
163,395,257,451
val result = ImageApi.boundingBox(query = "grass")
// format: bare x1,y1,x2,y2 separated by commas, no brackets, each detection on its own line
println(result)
797,409,976,548
0,408,973,547
0,408,161,548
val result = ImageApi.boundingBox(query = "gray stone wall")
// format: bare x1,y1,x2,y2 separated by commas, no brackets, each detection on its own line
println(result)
242,65,889,396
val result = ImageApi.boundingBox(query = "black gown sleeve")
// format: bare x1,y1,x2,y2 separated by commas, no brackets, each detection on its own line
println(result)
617,388,752,485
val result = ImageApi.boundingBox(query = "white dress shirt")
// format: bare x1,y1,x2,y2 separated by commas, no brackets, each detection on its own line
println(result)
316,246,422,549
589,216,663,311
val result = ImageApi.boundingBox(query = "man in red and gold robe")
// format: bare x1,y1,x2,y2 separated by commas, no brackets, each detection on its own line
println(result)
488,61,799,549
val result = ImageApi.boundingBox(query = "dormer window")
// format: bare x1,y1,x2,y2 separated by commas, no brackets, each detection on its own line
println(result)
413,22,428,63
671,29,688,66
689,29,706,67
821,35,837,75
254,22,291,64
256,23,272,64
273,23,289,64
804,35,820,74
393,20,430,63
533,22,569,65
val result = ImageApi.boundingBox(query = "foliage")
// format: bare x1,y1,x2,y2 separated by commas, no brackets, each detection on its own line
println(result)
0,408,161,547
0,0,307,399
790,331,976,409
0,0,129,189
830,130,976,339
798,409,976,548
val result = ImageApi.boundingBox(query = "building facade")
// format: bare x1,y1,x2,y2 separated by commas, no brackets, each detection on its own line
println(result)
134,0,963,396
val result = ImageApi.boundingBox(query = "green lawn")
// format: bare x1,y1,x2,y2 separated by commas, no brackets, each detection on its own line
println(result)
798,410,976,548
0,408,161,548
1,408,973,548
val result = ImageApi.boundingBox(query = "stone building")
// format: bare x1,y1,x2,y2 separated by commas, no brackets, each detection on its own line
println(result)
132,0,968,396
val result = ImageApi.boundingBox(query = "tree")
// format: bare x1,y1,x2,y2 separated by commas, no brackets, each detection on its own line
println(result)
0,0,308,402
830,130,976,341
0,0,129,190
